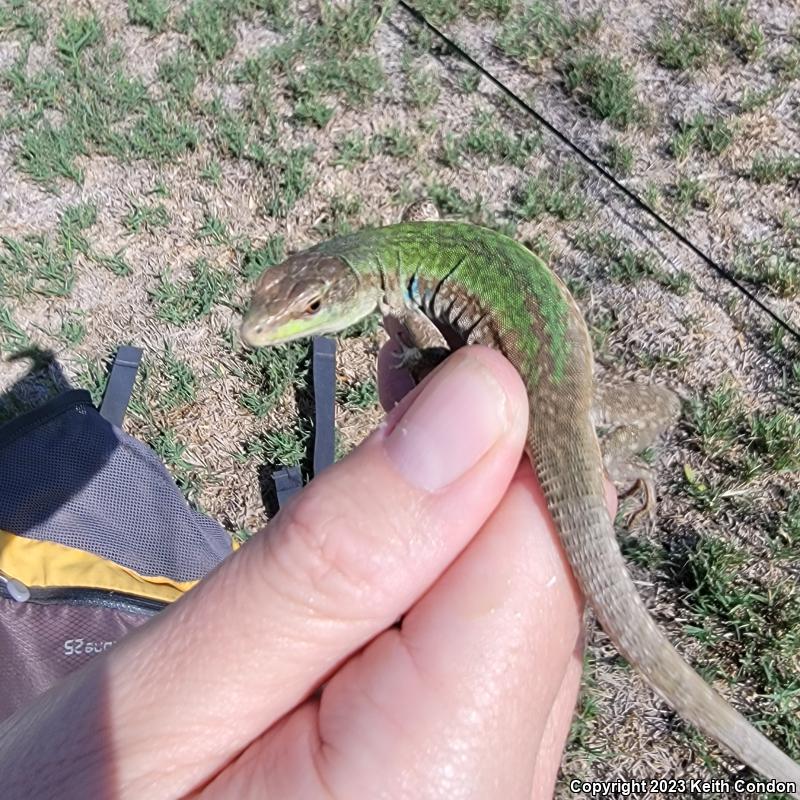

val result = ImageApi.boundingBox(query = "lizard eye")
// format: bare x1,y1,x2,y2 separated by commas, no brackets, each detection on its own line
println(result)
305,298,322,315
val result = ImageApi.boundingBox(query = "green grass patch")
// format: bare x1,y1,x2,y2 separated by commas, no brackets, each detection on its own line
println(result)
462,110,541,166
697,0,764,62
234,341,309,417
196,214,230,244
669,176,713,218
152,347,199,412
339,379,379,410
749,153,800,184
602,139,633,176
0,304,29,351
562,53,641,128
0,0,44,40
511,168,586,221
122,201,171,233
16,123,85,185
670,113,735,161
56,12,102,67
59,202,97,257
574,231,676,286
405,67,440,109
151,259,237,325
313,195,363,238
127,0,169,31
651,26,710,71
733,242,800,297
158,52,198,105
261,146,315,218
496,0,598,67
148,429,204,504
180,0,236,62
56,311,87,347
200,160,223,184
332,133,370,168
0,234,75,298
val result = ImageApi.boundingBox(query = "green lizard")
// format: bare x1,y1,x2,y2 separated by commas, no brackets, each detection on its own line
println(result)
240,221,800,791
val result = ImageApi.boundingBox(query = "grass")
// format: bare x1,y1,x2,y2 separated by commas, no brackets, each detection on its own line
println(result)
496,0,598,67
153,348,198,412
0,304,29,351
697,0,764,62
197,214,230,244
332,133,370,168
511,168,586,221
651,26,710,71
669,533,800,744
670,113,735,161
733,242,800,298
602,139,633,176
261,146,315,218
749,153,800,184
148,428,205,504
158,52,198,104
56,311,87,347
234,341,309,417
670,176,713,218
405,66,441,109
0,234,75,299
0,0,44,40
689,383,800,480
55,12,102,67
655,2,765,71
151,260,237,325
339,379,379,410
574,231,658,283
127,0,169,31
562,53,641,128
180,0,237,62
461,110,541,167
313,195,363,238
123,202,171,233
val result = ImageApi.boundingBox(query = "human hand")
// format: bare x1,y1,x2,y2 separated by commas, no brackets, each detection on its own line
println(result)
1,346,605,799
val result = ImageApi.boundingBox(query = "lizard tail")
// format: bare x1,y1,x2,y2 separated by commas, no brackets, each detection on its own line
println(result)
532,412,800,794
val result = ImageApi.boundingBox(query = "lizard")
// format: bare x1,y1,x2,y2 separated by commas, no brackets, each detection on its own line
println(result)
239,220,800,792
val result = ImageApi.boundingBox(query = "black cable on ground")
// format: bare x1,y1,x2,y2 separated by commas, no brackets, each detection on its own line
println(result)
397,0,800,344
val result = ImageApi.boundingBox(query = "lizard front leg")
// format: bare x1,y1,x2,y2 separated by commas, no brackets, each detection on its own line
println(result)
592,381,681,526
381,303,450,385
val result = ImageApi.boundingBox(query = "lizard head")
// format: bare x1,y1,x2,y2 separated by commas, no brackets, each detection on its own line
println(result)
240,250,378,347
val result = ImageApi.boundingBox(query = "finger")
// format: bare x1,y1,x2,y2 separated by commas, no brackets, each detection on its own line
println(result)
313,461,586,798
530,633,585,799
0,347,529,800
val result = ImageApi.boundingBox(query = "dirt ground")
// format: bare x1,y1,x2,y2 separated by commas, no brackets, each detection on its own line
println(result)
0,0,798,796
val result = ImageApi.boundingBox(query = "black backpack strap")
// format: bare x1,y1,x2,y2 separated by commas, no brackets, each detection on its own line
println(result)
100,346,143,428
272,466,304,508
312,336,337,475
274,336,337,508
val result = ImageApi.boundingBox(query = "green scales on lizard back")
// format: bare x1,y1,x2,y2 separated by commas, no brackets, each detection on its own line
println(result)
312,222,575,383
241,221,800,793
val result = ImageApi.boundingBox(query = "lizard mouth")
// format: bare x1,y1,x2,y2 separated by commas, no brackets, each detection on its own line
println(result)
239,312,272,347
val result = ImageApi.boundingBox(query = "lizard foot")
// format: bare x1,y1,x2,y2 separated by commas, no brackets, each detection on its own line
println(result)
618,477,656,529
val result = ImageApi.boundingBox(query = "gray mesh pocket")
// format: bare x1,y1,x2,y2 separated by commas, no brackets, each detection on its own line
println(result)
0,389,233,582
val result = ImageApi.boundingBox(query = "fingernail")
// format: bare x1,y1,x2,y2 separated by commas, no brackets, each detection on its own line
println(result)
384,353,510,491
